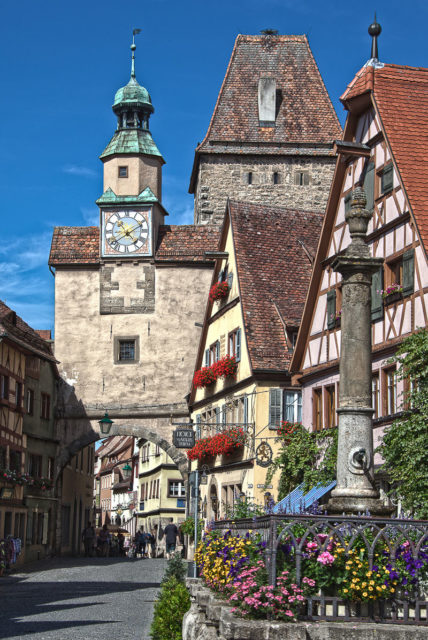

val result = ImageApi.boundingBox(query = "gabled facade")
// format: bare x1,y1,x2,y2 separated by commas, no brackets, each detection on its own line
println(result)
291,63,428,478
190,34,342,225
137,439,185,538
189,201,322,517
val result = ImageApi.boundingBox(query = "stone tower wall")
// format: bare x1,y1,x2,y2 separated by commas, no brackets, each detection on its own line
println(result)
194,155,336,225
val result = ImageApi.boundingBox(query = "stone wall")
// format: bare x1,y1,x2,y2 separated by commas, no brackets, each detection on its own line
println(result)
194,155,336,225
183,580,427,640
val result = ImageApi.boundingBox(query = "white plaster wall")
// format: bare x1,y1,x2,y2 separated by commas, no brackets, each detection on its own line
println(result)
54,263,213,407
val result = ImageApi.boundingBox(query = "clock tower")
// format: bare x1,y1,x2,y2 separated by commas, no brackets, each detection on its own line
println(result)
97,35,166,258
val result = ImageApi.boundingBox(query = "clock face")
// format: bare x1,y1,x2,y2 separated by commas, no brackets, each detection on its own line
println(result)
102,210,151,256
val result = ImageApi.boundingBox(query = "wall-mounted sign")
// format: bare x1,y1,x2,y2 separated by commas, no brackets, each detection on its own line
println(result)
0,487,14,499
256,441,273,467
173,428,195,449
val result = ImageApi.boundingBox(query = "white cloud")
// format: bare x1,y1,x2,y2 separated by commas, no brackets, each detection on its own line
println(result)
81,206,100,226
62,164,97,178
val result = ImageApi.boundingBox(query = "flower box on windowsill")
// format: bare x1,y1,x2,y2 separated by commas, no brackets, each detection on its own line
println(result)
193,356,238,390
209,281,230,303
383,291,403,305
186,428,247,461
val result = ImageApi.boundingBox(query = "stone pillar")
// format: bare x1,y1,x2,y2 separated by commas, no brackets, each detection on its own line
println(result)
327,188,390,515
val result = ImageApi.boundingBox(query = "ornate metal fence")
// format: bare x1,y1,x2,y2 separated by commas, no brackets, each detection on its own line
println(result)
211,514,428,625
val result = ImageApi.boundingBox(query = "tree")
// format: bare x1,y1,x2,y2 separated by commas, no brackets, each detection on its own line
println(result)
377,328,428,518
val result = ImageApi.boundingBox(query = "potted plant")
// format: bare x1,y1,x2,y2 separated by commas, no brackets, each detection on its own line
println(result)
209,281,230,303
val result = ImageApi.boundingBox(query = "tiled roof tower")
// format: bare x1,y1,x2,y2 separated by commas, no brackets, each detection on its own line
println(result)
190,34,342,225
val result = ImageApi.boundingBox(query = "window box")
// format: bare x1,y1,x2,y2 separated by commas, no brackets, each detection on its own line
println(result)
381,284,403,303
209,281,230,303
186,427,247,461
193,356,237,389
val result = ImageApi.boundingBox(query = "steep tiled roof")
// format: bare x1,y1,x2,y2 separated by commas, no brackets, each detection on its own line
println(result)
199,34,340,149
230,201,322,371
341,63,428,254
373,65,428,253
0,300,56,362
49,225,220,266
189,34,341,192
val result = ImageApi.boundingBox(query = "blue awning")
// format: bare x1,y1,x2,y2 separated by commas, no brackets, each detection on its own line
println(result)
272,480,336,514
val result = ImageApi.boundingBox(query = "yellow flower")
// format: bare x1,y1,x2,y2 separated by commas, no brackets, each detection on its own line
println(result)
381,585,386,590
343,589,349,593
369,580,375,585
363,592,368,597
352,571,357,575
361,582,367,588
390,588,395,593
369,587,373,591
366,572,372,577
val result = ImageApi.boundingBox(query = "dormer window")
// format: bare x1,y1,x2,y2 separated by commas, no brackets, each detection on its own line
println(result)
118,166,128,178
258,77,276,126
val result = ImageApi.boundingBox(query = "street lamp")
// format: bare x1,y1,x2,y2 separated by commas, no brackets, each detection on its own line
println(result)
200,464,209,485
98,412,114,435
122,463,132,479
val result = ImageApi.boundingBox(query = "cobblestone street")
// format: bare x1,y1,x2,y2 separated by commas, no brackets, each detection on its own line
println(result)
0,557,167,640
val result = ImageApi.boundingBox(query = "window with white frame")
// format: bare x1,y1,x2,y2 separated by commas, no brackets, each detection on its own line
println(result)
284,391,302,423
168,480,186,497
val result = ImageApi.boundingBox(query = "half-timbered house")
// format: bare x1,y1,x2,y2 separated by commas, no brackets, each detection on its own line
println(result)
291,61,428,489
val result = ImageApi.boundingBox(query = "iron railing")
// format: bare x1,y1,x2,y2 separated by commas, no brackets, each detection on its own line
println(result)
211,514,428,625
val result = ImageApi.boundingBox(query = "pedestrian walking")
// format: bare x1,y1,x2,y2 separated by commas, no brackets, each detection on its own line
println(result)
164,518,179,560
148,530,156,558
81,522,95,557
99,524,110,557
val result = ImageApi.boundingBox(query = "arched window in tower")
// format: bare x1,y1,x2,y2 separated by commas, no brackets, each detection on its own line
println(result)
248,172,253,185
273,172,279,185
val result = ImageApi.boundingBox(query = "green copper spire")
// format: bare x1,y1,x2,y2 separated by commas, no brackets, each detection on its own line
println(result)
100,29,163,162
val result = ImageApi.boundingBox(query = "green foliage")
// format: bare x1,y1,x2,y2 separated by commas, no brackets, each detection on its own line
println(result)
163,552,187,584
377,329,428,518
266,424,338,499
180,517,203,541
223,495,265,519
150,576,191,640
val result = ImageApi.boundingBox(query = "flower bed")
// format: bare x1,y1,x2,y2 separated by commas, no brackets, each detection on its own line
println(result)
196,530,313,621
209,281,230,303
187,428,246,461
198,518,428,623
193,356,237,389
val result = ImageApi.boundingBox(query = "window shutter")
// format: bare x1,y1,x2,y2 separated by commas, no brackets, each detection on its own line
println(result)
243,395,248,426
344,193,351,214
327,290,336,330
364,161,375,212
216,341,220,362
236,328,241,362
222,405,226,425
269,388,282,428
215,407,221,432
204,349,210,367
402,249,415,297
297,392,302,423
196,414,201,438
227,272,233,289
371,267,384,321
381,163,394,194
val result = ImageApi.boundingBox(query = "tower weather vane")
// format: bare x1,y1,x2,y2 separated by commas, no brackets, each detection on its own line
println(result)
131,28,142,78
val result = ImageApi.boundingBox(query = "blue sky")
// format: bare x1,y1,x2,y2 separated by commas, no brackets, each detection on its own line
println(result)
0,0,427,332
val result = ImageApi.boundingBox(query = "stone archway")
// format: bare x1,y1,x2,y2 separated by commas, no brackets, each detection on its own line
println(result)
56,422,189,480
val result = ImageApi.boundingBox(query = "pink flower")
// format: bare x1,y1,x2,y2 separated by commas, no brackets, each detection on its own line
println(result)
317,551,335,566
306,541,318,551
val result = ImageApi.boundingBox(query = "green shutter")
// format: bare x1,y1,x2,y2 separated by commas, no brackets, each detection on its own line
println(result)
327,290,336,330
402,249,415,297
371,267,384,321
381,163,394,194
236,328,241,362
364,161,375,212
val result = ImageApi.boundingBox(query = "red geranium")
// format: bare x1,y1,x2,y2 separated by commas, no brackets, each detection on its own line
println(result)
193,367,217,389
187,428,247,461
212,355,237,379
209,281,230,302
277,420,300,444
